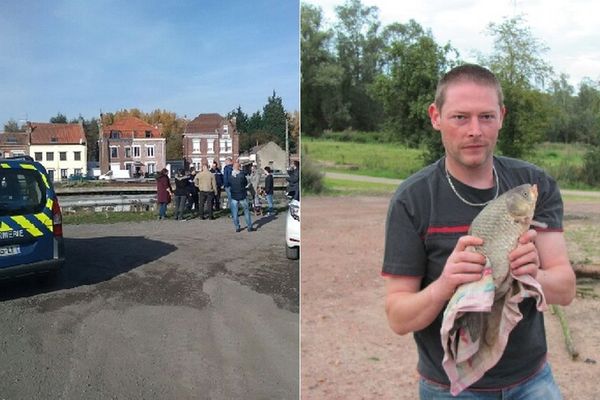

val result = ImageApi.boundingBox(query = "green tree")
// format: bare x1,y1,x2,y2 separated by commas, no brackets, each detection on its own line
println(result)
3,119,22,132
228,106,249,134
83,117,100,162
50,113,68,123
572,79,600,145
480,15,553,158
546,74,575,143
372,19,457,150
334,0,384,131
301,3,347,135
262,91,287,147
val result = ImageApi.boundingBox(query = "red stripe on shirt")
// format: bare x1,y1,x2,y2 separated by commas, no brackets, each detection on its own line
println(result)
426,225,470,235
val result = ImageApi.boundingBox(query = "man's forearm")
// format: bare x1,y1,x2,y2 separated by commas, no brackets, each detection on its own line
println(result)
385,280,448,335
537,265,576,305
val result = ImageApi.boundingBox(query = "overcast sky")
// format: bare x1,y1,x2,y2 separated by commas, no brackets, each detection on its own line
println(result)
0,0,299,127
306,0,600,88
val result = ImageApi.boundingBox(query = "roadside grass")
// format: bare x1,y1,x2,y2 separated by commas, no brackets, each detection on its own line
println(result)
564,223,600,265
320,177,397,196
305,137,597,190
303,137,422,179
63,210,158,224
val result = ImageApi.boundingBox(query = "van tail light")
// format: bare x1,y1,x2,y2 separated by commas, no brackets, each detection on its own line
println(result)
52,198,63,237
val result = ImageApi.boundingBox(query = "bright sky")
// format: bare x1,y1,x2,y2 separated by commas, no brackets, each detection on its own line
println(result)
306,0,600,89
0,0,299,127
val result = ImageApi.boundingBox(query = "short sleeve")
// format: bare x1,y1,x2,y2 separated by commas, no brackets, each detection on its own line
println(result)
533,172,563,231
382,195,427,276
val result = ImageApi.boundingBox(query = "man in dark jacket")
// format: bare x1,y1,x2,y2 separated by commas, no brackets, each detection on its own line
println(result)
286,160,299,201
264,166,275,215
228,162,253,232
211,161,224,212
222,157,233,209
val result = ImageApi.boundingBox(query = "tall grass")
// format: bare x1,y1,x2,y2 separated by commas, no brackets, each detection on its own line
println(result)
305,137,599,190
303,137,423,179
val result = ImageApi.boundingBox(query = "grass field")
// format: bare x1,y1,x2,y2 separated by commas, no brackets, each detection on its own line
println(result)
304,137,595,192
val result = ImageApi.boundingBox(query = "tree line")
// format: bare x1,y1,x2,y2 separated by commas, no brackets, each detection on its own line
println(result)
302,0,600,163
3,91,298,161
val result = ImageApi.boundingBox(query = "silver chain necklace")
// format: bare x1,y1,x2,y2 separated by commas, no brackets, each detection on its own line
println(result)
445,165,499,207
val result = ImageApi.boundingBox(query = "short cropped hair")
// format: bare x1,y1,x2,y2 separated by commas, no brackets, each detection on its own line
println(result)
434,64,504,112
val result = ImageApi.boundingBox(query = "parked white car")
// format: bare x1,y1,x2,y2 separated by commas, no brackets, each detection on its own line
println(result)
285,199,300,260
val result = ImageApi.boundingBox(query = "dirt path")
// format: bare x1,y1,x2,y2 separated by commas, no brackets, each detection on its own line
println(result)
301,195,600,400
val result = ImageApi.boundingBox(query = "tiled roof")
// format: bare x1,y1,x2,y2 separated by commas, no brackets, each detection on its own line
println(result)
184,113,226,134
0,132,29,146
104,116,162,138
29,122,86,145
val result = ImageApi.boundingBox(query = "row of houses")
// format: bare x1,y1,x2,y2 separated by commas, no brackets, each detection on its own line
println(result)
0,113,248,181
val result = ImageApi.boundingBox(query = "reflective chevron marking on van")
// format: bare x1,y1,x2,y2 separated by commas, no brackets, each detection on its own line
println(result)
10,216,44,237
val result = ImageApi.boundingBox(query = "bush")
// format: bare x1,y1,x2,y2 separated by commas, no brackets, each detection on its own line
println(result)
301,149,324,194
582,146,600,187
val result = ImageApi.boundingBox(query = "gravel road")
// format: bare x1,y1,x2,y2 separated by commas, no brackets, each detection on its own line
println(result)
0,213,299,399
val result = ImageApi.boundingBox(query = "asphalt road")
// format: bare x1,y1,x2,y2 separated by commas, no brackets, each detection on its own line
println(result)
0,213,299,399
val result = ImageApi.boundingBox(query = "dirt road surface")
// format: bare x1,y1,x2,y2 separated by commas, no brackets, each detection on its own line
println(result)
0,213,299,399
301,195,600,400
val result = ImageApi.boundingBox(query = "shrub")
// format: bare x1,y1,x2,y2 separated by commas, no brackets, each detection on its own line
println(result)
301,149,324,194
582,146,600,187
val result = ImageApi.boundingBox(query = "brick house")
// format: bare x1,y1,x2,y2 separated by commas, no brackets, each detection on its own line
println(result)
27,122,87,182
99,116,166,177
182,113,239,170
0,132,29,158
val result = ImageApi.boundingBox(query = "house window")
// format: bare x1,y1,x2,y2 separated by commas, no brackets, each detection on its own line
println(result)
125,147,132,158
74,151,81,161
220,139,231,152
192,139,200,154
11,150,25,156
146,145,155,157
110,147,118,158
50,137,58,143
34,152,42,161
59,152,67,161
47,169,55,181
223,125,229,134
147,163,156,174
61,169,68,180
207,139,214,154
6,136,17,144
74,168,82,176
133,146,141,157
46,152,54,161
145,130,152,138
110,130,121,139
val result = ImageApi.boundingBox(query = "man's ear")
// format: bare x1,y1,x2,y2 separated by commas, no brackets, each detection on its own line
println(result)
428,103,441,131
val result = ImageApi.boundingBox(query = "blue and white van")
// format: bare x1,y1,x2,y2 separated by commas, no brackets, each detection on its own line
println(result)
0,156,65,278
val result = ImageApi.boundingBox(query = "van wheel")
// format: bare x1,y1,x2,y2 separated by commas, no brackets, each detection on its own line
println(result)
286,246,299,260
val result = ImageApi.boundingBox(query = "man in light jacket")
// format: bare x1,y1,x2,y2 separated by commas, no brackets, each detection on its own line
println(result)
194,162,218,220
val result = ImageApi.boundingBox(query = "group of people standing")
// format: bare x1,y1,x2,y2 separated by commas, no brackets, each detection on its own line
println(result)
156,157,290,233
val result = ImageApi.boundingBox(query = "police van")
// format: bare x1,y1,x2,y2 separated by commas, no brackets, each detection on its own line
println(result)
0,156,65,278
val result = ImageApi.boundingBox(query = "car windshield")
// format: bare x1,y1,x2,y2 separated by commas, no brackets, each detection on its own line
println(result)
0,168,46,217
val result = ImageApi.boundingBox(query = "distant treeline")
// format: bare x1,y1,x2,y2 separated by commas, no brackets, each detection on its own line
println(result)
3,91,299,161
301,0,600,163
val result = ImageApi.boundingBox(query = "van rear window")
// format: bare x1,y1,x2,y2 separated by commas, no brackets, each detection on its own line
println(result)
0,169,46,216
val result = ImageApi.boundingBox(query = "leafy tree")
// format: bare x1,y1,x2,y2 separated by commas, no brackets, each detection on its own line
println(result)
262,91,287,147
334,0,384,131
50,113,68,123
373,19,457,150
572,79,600,145
301,3,347,135
480,15,553,158
546,74,575,143
3,119,22,132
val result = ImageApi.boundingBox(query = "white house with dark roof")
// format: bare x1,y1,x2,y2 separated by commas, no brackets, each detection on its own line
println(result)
27,122,87,182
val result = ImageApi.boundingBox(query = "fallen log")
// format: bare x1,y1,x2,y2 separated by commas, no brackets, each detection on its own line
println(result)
573,264,600,279
550,305,579,360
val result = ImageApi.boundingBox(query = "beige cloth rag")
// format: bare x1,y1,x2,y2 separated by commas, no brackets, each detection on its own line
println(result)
440,267,547,396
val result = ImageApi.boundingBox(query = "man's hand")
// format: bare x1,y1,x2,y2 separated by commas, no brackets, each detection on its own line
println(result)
509,229,540,278
431,236,486,302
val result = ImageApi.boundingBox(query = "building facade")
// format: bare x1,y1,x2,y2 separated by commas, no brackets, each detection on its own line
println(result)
27,122,87,182
182,113,239,170
0,132,29,158
99,116,166,177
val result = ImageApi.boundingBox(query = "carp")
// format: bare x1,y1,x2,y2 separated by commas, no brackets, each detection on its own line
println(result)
459,183,543,343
